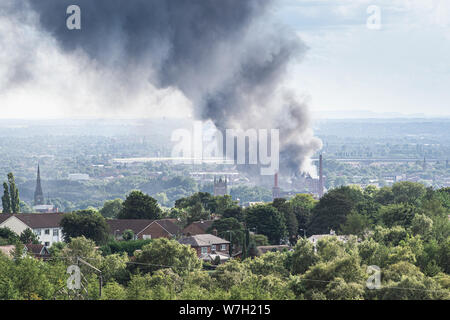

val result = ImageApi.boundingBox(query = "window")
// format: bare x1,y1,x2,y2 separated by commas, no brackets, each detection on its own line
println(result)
221,244,226,251
35,229,41,236
44,242,50,247
53,229,59,236
211,245,216,251
143,235,151,240
45,229,50,235
201,247,208,254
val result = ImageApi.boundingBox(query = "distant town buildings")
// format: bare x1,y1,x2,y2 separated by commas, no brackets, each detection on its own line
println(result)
68,173,90,181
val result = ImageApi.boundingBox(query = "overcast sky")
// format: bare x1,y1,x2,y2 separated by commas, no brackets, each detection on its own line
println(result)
0,0,449,119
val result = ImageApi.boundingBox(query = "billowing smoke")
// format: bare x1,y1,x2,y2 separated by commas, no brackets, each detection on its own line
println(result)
10,0,322,175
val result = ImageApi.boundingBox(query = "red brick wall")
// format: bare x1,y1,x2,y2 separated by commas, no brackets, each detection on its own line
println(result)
138,222,171,239
193,243,229,257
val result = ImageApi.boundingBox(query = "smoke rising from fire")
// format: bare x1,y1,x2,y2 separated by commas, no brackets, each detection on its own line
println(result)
9,0,322,175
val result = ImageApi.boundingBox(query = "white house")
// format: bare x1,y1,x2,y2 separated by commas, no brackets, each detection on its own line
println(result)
0,213,65,247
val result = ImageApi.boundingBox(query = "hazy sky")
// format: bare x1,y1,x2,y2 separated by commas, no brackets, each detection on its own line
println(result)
0,0,449,119
277,0,450,117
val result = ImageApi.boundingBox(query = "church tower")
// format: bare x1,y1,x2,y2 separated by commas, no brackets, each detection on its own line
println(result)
34,164,44,206
213,176,227,196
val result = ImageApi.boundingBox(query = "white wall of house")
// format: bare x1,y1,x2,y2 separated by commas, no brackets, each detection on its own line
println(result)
0,216,64,248
0,216,29,235
33,227,64,247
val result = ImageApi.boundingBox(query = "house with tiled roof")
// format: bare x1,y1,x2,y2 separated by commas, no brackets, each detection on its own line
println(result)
106,218,181,240
0,213,65,247
0,244,50,260
182,220,215,236
178,234,230,262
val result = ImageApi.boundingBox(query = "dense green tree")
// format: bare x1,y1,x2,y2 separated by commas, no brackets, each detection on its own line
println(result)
391,181,427,205
221,206,245,222
374,186,395,205
271,198,298,244
410,214,433,237
207,217,244,250
2,182,11,214
19,228,40,245
122,229,135,241
118,190,162,220
308,187,359,235
19,201,33,213
250,234,269,247
132,238,201,275
60,212,110,245
185,202,210,225
289,194,316,236
340,211,370,236
291,238,318,275
100,199,123,219
245,204,287,244
378,203,416,228
7,173,20,213
101,281,127,300
0,227,19,245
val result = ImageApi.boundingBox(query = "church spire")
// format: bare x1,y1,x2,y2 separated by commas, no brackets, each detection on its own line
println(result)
34,164,44,206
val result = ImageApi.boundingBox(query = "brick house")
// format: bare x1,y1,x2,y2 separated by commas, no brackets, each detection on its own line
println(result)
182,220,215,236
106,219,181,240
178,234,230,263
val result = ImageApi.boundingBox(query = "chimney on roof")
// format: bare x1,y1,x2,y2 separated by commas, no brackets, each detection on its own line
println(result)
212,228,218,236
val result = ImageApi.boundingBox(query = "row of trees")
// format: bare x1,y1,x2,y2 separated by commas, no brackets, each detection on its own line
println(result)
2,173,20,214
1,234,448,300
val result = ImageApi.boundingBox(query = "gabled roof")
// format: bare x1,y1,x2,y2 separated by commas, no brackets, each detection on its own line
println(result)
153,219,181,235
25,244,49,256
183,220,214,234
178,234,230,247
0,213,64,228
106,219,181,236
0,215,11,224
106,219,154,235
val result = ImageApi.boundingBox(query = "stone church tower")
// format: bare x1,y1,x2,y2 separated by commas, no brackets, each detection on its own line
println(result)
213,176,227,196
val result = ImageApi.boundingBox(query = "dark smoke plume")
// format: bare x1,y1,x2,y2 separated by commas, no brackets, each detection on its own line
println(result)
16,0,322,175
